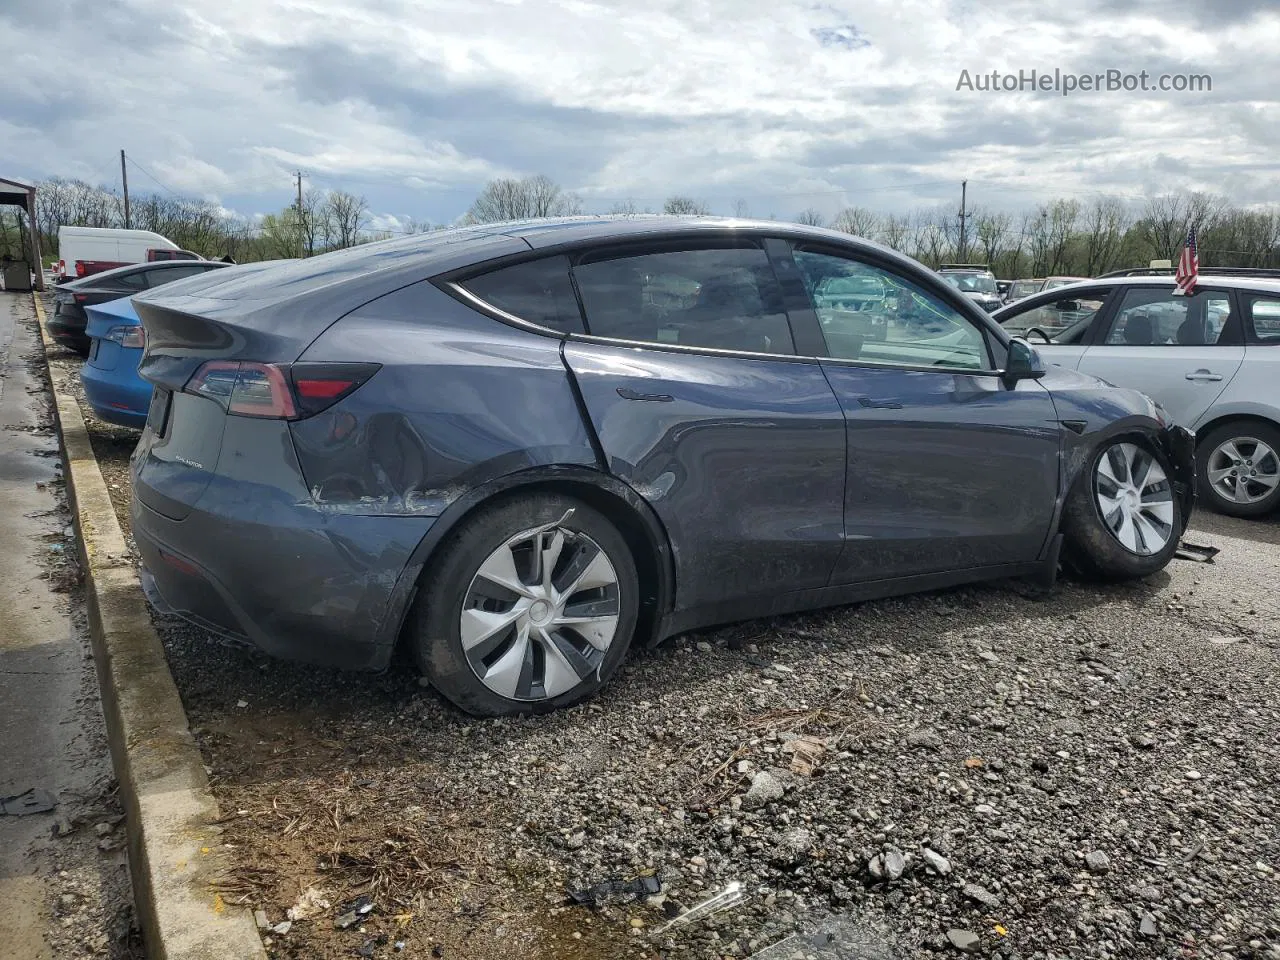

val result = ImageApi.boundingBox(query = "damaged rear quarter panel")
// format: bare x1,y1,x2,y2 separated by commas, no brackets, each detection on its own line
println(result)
290,279,599,516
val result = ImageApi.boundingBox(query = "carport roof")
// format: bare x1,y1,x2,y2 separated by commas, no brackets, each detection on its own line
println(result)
0,175,37,207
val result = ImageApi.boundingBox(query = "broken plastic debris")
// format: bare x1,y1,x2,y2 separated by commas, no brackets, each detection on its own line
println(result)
566,876,661,906
334,895,374,929
654,881,744,934
1175,540,1219,563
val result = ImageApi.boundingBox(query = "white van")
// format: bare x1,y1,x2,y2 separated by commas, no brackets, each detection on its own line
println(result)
55,226,199,282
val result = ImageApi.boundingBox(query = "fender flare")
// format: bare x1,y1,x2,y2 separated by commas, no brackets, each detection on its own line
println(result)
373,464,677,652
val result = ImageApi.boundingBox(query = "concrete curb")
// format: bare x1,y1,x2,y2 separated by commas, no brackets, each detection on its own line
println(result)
31,294,266,960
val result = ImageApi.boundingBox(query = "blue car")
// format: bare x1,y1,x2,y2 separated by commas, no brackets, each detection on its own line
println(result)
81,296,151,429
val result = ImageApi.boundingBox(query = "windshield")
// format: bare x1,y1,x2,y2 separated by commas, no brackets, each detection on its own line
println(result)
942,272,998,294
1043,277,1082,290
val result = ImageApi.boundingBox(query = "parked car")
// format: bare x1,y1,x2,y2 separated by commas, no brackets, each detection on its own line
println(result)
55,226,198,282
1006,278,1045,303
80,261,275,427
937,265,1003,312
80,297,150,428
1041,275,1088,291
996,279,1011,300
993,275,1280,518
130,217,1192,716
47,259,228,355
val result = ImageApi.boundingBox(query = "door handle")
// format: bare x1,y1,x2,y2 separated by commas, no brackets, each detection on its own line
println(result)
1184,371,1223,382
856,396,904,409
616,387,674,402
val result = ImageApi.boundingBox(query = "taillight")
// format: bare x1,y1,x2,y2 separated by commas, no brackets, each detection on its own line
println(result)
73,293,88,303
75,262,87,277
104,326,145,348
289,363,381,417
184,362,378,419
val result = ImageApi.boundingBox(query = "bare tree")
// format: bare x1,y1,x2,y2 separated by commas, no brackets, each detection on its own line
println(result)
469,175,581,222
297,188,330,256
732,198,751,218
609,199,639,215
830,207,880,238
793,208,825,227
1081,197,1129,275
663,196,710,216
973,209,1012,268
879,214,910,252
325,191,369,249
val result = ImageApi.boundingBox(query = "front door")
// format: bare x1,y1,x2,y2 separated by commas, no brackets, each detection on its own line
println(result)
788,244,1062,582
561,240,848,614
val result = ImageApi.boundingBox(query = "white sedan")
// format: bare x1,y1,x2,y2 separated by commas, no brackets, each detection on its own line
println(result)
993,274,1280,518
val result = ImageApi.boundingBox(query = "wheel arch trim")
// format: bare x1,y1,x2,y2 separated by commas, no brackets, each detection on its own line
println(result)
376,464,676,654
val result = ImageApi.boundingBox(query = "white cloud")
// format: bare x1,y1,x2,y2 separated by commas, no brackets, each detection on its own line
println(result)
0,0,1276,223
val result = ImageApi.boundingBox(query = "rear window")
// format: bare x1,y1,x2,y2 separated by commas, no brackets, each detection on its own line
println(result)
459,255,585,334
1246,295,1280,342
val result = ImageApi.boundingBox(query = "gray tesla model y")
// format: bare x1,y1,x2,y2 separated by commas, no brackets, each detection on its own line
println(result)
129,216,1194,715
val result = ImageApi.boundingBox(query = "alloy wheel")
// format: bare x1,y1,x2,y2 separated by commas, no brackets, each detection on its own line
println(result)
1206,436,1280,506
1094,442,1175,556
460,520,621,702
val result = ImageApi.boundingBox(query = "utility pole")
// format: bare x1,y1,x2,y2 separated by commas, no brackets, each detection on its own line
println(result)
956,179,969,262
295,171,305,258
121,150,131,229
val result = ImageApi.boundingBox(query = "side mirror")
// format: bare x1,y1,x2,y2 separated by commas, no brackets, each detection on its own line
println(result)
1003,338,1047,386
1055,299,1080,311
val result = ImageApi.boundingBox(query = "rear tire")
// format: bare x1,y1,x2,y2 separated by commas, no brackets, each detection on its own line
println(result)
1062,437,1182,581
1195,422,1280,518
409,492,638,716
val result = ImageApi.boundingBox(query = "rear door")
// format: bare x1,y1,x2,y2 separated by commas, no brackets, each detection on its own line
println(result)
787,243,1061,582
1075,285,1244,428
560,239,847,615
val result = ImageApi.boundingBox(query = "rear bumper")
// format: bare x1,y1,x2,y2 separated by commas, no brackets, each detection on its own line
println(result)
130,489,434,671
81,361,150,429
45,317,90,353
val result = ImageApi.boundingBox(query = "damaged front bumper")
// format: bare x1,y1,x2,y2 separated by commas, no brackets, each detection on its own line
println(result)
1157,423,1196,530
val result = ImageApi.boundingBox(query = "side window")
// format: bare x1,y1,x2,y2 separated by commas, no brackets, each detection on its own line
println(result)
148,266,208,285
1104,288,1232,346
458,255,585,334
111,271,148,291
1001,290,1107,337
791,247,990,370
1246,296,1280,342
573,244,794,354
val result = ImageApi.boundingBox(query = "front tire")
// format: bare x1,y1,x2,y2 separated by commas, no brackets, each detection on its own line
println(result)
1062,438,1182,580
1196,422,1280,518
409,493,638,716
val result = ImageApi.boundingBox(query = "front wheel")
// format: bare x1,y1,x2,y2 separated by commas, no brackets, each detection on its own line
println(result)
1196,422,1280,518
1061,438,1182,580
409,493,638,716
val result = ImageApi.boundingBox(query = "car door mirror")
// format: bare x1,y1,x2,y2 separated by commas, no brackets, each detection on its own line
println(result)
1055,300,1079,311
1003,338,1047,386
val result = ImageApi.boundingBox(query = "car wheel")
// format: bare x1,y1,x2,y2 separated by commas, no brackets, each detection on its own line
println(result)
410,492,638,716
1196,422,1280,518
1061,438,1182,580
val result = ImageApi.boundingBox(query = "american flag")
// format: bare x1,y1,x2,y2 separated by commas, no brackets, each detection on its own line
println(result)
1175,226,1199,296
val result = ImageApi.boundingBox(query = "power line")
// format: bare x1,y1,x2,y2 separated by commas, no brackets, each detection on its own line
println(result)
125,157,181,197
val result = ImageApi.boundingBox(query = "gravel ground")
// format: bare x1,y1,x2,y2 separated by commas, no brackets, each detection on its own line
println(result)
46,341,1280,960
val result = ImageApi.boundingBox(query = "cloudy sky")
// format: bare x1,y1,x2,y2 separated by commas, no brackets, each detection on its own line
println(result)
2,0,1277,228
